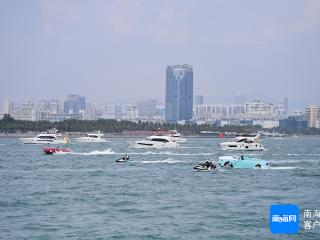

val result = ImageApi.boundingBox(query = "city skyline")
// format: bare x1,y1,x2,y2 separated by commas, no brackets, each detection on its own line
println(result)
3,92,319,130
1,0,320,110
0,94,307,114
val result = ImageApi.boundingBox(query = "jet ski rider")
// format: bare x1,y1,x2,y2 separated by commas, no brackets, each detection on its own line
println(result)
203,160,216,169
122,154,129,160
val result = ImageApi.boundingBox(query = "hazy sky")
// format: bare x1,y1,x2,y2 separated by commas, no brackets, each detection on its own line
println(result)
1,0,320,110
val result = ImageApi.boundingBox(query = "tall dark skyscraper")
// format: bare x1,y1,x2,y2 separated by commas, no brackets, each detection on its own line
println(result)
64,94,86,114
165,64,193,123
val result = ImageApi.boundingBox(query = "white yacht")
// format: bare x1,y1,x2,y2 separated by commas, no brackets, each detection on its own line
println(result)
167,130,187,143
219,134,264,151
75,130,107,143
130,135,180,149
20,129,70,144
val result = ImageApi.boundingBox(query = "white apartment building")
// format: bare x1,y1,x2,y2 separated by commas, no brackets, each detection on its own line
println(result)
306,105,320,128
194,104,245,120
121,104,138,120
245,100,273,116
37,99,60,114
3,99,14,114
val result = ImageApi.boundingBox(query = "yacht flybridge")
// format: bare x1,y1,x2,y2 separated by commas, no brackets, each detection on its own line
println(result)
130,135,180,149
75,130,107,143
151,129,187,143
219,134,264,151
20,129,69,144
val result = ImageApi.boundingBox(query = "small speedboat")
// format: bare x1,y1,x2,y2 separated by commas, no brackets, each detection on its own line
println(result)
43,147,72,155
193,161,217,171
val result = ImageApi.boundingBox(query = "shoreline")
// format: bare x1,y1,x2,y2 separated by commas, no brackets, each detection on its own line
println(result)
0,133,224,138
0,132,319,138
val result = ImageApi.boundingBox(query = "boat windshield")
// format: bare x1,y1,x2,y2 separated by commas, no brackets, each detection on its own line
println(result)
38,136,56,139
150,138,169,143
88,135,98,138
236,138,247,142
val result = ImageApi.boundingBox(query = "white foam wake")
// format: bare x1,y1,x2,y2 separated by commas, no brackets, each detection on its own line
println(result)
269,166,298,170
56,148,115,155
141,158,189,164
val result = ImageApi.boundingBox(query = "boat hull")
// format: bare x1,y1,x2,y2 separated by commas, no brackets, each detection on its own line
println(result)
130,141,180,149
76,137,107,143
220,142,264,151
193,165,215,171
43,147,71,154
21,138,68,144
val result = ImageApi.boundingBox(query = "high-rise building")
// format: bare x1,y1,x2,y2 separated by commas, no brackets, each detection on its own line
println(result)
283,96,288,115
22,101,34,110
165,64,193,123
85,103,96,120
64,94,86,114
103,104,117,119
245,100,273,117
279,116,308,130
38,99,60,114
194,95,204,106
137,100,157,119
306,105,320,128
115,104,138,120
194,104,245,120
292,109,303,116
3,99,14,114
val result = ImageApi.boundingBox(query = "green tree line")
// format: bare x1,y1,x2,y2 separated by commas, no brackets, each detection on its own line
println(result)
1,114,319,135
0,115,262,134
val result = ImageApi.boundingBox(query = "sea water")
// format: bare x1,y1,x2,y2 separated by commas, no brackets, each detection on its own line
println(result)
0,137,320,239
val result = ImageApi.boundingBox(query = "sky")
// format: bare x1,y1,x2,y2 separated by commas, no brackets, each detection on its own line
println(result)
0,0,320,110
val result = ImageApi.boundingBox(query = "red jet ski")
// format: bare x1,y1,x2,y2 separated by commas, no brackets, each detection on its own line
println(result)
43,147,71,155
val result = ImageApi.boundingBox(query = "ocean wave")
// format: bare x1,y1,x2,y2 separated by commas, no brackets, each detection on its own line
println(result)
285,153,320,156
240,153,264,156
141,158,189,164
269,159,299,164
180,146,206,149
269,159,318,164
287,153,300,156
126,151,214,156
54,149,213,156
0,168,105,172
